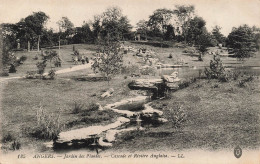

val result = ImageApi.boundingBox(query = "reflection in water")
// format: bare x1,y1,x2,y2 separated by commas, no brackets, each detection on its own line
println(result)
157,56,260,78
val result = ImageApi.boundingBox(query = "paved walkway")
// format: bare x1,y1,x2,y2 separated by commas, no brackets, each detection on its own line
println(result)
0,62,92,83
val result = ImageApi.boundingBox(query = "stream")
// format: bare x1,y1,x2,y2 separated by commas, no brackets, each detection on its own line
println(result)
48,55,260,152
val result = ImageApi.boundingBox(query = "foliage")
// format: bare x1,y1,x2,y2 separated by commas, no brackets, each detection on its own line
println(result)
121,64,139,75
48,69,56,79
196,31,212,61
91,42,123,84
136,20,149,40
72,23,94,44
165,103,187,129
186,16,206,44
173,5,195,42
72,102,85,114
16,11,49,50
147,8,174,38
204,55,226,80
30,105,63,139
9,64,17,73
36,61,47,75
211,26,226,44
92,7,132,43
140,66,156,75
227,25,256,59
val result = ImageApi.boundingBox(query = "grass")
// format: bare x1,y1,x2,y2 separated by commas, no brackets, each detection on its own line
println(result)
1,42,260,153
112,77,260,151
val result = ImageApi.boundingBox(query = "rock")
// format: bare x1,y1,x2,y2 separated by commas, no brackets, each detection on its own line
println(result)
166,82,179,90
162,75,181,83
98,137,112,147
142,103,163,116
105,127,143,142
104,96,149,110
158,118,168,123
55,117,130,144
130,79,163,88
101,88,114,98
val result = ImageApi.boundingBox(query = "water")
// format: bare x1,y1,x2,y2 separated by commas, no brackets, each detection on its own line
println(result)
157,56,260,78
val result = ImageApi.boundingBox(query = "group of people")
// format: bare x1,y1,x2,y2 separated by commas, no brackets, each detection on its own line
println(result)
73,55,89,65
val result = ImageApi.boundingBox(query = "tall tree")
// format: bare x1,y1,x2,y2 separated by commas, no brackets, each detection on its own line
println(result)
211,26,225,45
148,8,174,38
136,20,148,40
185,16,206,45
173,5,195,42
57,17,74,38
17,12,49,51
92,7,132,43
227,24,256,59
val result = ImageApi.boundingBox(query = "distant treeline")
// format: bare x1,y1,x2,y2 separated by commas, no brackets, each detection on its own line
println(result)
1,5,260,53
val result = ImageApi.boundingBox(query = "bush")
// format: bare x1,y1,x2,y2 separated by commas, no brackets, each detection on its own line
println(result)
168,54,173,58
165,104,187,129
9,64,16,73
81,102,99,116
11,140,21,150
2,133,15,143
18,55,27,64
0,71,9,76
204,55,225,80
36,61,47,75
140,66,156,76
30,105,63,139
48,69,56,79
121,64,139,75
72,102,85,114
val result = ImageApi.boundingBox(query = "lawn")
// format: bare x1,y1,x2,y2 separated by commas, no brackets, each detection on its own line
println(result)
1,42,260,153
111,77,260,152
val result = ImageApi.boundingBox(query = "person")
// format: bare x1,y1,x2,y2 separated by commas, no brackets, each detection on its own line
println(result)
85,56,89,63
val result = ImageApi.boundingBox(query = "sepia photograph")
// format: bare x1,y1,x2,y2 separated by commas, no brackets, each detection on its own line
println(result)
0,0,260,163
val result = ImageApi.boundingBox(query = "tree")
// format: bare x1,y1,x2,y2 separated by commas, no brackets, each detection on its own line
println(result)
211,26,225,45
173,5,195,42
196,31,212,61
91,42,123,85
227,25,256,59
72,23,93,44
186,16,206,45
92,7,132,43
57,17,74,39
17,12,49,51
136,20,148,40
147,8,174,38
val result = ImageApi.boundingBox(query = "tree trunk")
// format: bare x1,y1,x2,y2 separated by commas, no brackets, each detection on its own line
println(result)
58,35,61,56
27,41,30,52
37,35,40,52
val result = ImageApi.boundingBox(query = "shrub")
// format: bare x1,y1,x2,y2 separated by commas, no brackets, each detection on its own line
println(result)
11,140,21,150
72,102,85,114
140,66,156,76
36,61,47,75
9,64,16,73
204,55,225,80
81,102,99,116
2,133,15,143
48,69,56,79
87,102,99,111
18,55,27,64
178,77,197,89
121,64,139,75
30,105,63,139
237,75,254,88
165,104,187,129
168,54,173,58
0,71,9,76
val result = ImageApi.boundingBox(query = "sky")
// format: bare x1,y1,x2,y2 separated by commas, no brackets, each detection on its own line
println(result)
0,0,260,36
